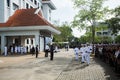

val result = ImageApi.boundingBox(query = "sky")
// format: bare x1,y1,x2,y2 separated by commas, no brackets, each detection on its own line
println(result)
51,0,120,37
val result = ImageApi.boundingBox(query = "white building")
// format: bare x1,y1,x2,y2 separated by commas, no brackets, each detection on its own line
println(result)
95,22,116,43
0,0,60,54
0,0,55,23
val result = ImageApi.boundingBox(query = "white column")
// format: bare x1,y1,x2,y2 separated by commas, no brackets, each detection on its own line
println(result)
29,38,31,45
1,35,6,54
35,35,40,50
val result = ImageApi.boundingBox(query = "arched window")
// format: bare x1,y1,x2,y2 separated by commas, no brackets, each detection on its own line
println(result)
27,39,29,44
34,0,37,5
7,0,10,7
26,3,29,9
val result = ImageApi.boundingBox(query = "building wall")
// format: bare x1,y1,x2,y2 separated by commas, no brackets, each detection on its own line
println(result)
0,29,47,52
40,37,44,51
42,4,51,22
0,0,5,22
0,0,54,23
0,0,43,23
0,0,56,52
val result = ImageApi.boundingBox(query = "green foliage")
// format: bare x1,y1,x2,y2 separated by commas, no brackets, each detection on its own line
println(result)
106,6,120,34
95,23,108,31
72,0,109,46
115,35,120,43
107,18,120,34
94,36,112,43
72,0,108,29
53,24,73,42
114,6,120,17
79,35,90,43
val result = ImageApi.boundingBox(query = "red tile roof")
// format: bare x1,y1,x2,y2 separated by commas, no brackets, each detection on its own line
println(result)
0,8,57,29
0,23,7,27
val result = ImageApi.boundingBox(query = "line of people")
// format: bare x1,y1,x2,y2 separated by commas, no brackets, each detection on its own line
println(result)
74,44,92,66
3,44,40,58
4,45,28,56
95,44,120,73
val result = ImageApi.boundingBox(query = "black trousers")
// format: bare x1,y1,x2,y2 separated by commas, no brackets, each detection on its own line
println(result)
45,50,49,57
50,52,54,60
36,53,38,58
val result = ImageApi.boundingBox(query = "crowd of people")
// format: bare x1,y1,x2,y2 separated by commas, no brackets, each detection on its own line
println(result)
4,45,28,56
3,44,39,58
95,44,120,73
2,43,57,60
74,43,120,71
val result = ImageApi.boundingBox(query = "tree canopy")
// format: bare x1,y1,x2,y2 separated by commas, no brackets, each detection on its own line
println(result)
106,6,120,34
72,0,109,46
53,24,73,42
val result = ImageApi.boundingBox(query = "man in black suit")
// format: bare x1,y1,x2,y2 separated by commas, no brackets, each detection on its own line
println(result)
50,44,54,60
35,45,39,58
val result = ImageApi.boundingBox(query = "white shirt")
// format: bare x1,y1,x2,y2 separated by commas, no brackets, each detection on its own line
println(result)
45,45,50,50
80,47,85,53
74,47,79,54
4,46,7,56
115,50,120,58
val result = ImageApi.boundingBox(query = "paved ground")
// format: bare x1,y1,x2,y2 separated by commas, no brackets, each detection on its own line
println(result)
0,49,119,80
56,57,120,80
0,49,73,80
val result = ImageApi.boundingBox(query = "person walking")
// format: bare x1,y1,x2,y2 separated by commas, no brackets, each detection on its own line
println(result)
50,44,54,60
80,45,86,63
74,46,79,61
85,44,92,65
35,45,39,58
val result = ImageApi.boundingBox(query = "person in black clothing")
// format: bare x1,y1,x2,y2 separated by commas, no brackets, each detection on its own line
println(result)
50,44,54,60
35,45,39,58
95,46,99,57
102,46,106,61
26,46,28,53
31,46,35,56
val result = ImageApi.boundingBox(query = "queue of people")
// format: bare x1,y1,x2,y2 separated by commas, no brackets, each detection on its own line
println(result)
3,43,57,60
3,44,39,57
95,44,120,73
3,45,29,56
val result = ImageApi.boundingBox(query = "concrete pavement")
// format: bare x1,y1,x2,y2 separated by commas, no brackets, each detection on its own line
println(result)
0,49,73,80
0,49,119,80
56,56,120,80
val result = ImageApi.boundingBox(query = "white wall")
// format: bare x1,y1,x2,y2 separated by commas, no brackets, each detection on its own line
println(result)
0,0,5,22
0,0,53,23
0,0,42,23
42,4,51,22
40,37,44,51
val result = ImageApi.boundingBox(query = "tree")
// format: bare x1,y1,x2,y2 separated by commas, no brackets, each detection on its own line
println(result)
115,35,120,43
53,24,73,42
107,6,120,34
72,0,108,53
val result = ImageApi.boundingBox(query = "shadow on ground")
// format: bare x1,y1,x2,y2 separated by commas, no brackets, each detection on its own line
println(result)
59,57,120,80
92,57,120,80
